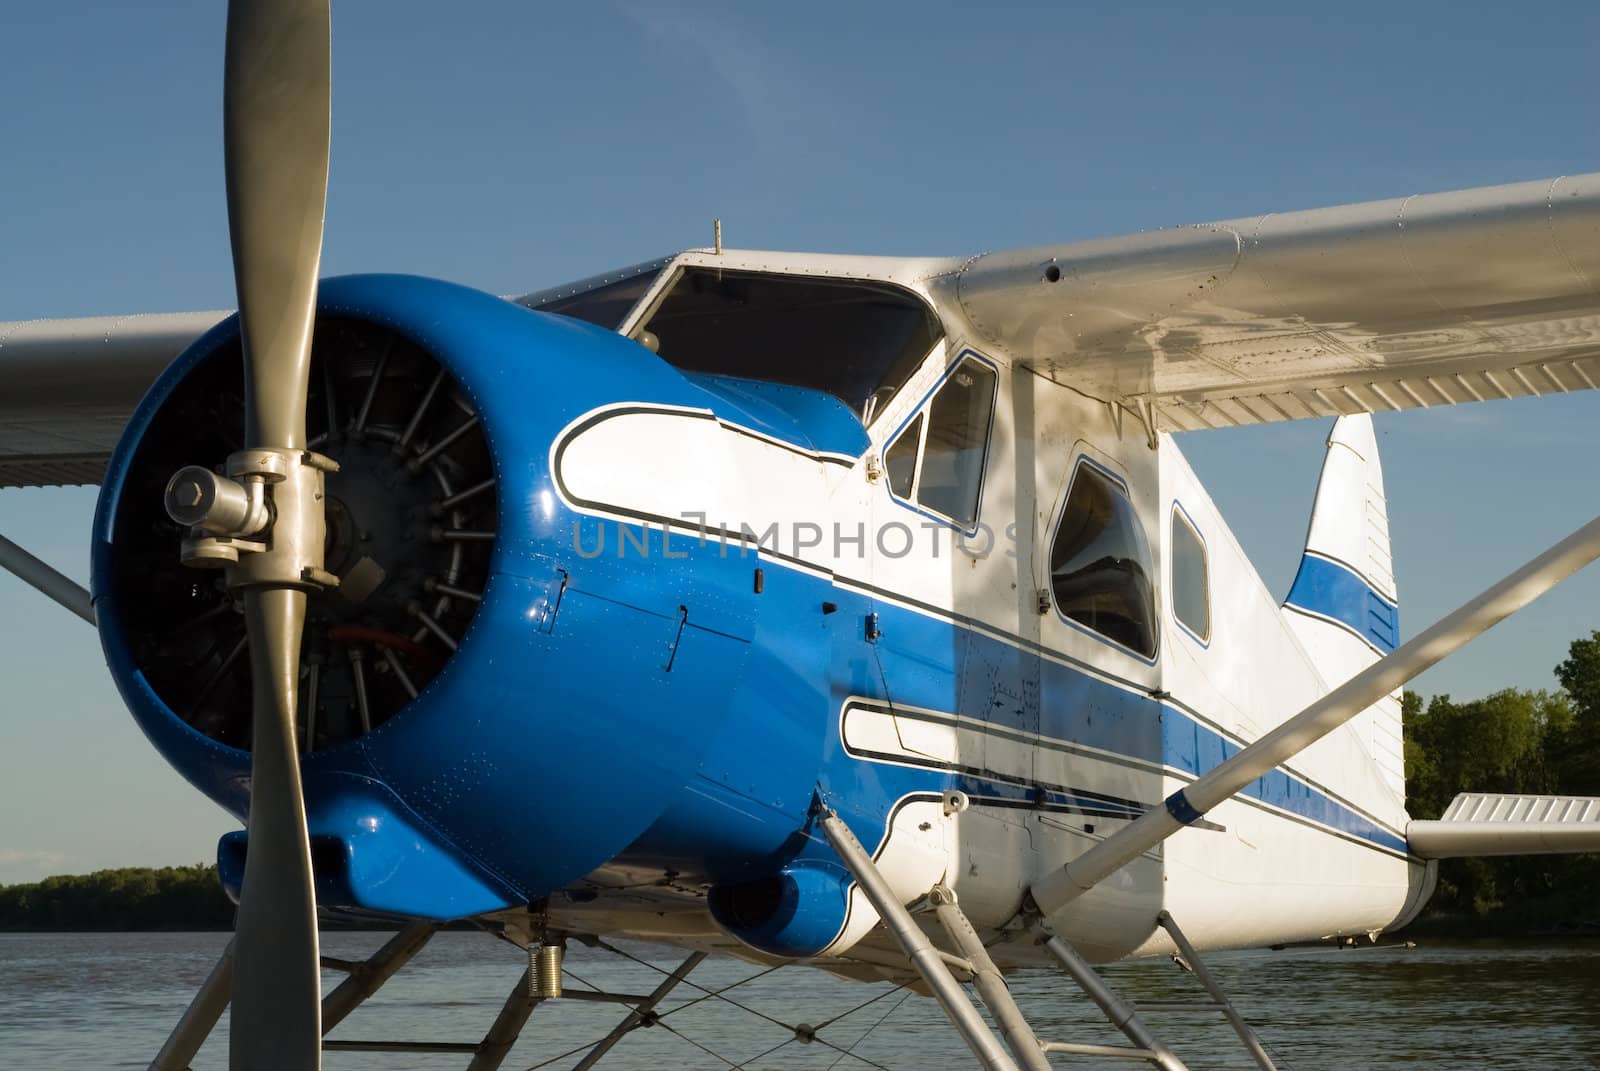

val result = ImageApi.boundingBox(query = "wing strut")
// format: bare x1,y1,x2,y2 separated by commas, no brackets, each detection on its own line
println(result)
0,532,93,625
1030,513,1600,918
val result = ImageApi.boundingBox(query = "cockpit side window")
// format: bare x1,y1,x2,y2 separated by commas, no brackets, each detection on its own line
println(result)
882,356,996,529
639,268,942,418
1049,461,1158,659
916,360,996,526
884,413,923,498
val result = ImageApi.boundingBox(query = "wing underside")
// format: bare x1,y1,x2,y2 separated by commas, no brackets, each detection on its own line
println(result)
0,312,222,488
949,173,1600,430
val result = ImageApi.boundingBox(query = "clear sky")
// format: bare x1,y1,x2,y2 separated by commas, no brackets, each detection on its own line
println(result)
1,2,1597,884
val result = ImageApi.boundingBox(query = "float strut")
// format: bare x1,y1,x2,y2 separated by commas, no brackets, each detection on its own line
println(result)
465,966,544,1071
148,939,234,1071
931,887,1052,1071
571,951,708,1071
818,808,1021,1071
320,921,438,1032
1155,913,1277,1071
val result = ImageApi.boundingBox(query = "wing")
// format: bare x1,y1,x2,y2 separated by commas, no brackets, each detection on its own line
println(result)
0,311,221,487
10,174,1598,479
950,174,1600,430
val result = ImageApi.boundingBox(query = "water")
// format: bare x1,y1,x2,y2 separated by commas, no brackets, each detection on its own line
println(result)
1,931,1597,1070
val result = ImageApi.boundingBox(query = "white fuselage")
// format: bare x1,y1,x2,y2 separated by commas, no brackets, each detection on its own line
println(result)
543,249,1432,968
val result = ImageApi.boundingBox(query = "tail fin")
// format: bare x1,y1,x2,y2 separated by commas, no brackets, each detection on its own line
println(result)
1281,415,1404,797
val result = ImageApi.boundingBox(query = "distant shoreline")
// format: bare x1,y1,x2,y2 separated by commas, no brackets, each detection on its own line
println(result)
5,865,1598,940
1398,912,1600,941
0,865,234,933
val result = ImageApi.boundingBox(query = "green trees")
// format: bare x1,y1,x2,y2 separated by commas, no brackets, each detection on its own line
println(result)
1553,631,1600,790
1403,629,1600,924
0,865,233,930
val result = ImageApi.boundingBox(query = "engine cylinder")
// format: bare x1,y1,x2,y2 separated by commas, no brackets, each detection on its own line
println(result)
100,315,496,753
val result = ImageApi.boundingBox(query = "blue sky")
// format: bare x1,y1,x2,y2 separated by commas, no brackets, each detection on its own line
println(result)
1,2,1596,883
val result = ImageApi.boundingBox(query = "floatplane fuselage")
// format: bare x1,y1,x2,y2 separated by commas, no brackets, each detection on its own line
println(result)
7,14,1600,1060
88,249,1428,975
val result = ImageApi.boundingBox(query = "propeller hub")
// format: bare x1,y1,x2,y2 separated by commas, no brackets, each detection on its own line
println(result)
166,448,340,591
164,465,268,536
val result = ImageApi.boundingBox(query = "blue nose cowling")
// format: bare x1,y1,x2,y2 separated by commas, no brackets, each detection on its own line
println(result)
93,274,759,918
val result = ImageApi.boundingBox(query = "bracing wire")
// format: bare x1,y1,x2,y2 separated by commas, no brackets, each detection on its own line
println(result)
594,939,898,1069
822,988,915,1071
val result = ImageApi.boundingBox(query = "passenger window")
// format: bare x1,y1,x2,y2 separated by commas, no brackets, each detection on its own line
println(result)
885,413,922,498
914,359,995,527
1171,507,1210,642
1049,462,1157,658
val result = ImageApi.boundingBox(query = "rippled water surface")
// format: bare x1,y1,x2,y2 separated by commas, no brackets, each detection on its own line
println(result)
2,931,1597,1069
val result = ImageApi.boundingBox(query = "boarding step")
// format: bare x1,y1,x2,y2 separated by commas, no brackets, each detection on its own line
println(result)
819,806,1283,1071
1144,913,1277,1070
1026,914,1279,1069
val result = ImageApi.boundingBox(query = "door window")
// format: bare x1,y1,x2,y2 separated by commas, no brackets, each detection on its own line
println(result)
1049,461,1158,658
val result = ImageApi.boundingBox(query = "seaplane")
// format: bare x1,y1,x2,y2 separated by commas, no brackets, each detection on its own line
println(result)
4,4,1600,1069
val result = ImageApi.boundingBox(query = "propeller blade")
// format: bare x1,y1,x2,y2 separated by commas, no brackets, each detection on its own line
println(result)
232,589,320,1069
220,2,331,1068
224,0,330,449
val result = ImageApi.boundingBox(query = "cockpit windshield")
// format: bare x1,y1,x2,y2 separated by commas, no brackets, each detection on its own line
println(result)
637,267,942,419
517,259,667,329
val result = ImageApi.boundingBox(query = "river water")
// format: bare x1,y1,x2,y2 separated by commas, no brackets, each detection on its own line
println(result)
1,931,1596,1069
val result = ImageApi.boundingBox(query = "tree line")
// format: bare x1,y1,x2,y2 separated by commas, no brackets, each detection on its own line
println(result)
0,864,233,930
3,632,1597,933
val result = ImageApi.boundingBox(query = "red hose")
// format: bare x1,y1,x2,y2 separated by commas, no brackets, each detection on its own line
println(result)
329,625,443,668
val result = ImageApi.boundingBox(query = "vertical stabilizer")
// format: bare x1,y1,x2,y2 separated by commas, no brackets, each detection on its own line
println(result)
1281,415,1404,797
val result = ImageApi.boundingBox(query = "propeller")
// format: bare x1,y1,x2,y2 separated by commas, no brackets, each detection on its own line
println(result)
219,2,330,1067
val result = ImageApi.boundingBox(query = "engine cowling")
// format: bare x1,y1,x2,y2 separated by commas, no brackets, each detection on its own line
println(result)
708,861,857,958
92,274,760,919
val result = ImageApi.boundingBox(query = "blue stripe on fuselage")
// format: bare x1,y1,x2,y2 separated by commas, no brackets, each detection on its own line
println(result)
545,489,1408,863
1284,552,1399,653
862,586,1408,855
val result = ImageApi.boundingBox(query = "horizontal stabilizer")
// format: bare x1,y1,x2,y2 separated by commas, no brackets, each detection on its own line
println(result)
1407,793,1600,858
